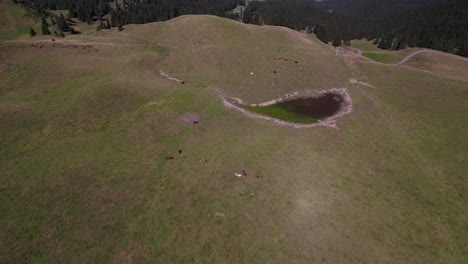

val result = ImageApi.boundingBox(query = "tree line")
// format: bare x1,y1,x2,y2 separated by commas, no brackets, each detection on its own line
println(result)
242,0,468,57
16,0,244,27
15,0,468,57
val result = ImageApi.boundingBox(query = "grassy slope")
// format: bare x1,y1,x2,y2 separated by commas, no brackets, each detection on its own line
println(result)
351,39,420,64
403,51,468,82
0,0,40,40
0,2,104,41
1,14,467,264
119,15,348,102
48,9,105,35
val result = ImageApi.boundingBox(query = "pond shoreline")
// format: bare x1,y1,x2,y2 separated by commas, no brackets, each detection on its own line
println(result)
221,88,353,128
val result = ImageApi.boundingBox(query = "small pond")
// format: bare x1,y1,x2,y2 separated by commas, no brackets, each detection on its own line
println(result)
247,93,344,123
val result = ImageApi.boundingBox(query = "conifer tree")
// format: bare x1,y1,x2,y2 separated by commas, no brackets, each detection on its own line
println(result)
69,27,79,34
58,13,70,32
332,39,341,47
29,28,36,37
314,24,329,44
41,17,51,35
395,40,406,50
378,35,392,50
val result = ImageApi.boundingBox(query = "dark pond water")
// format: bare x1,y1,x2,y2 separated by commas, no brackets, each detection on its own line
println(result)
275,93,344,119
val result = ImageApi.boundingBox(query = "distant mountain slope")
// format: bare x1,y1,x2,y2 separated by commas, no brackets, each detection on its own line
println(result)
318,0,447,18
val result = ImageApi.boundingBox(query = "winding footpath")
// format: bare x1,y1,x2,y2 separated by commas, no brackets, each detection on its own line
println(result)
353,48,468,65
394,49,431,65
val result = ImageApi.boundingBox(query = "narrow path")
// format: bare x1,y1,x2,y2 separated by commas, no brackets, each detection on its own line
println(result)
352,48,362,56
5,39,145,47
353,47,468,65
394,49,431,65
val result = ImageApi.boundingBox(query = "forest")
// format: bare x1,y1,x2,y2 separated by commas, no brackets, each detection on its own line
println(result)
13,0,468,57
318,0,447,18
243,0,468,56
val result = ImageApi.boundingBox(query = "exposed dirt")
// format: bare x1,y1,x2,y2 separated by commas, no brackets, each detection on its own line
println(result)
160,70,184,84
181,113,200,123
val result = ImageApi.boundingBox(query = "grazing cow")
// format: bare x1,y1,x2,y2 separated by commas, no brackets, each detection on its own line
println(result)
165,156,174,160
179,149,182,154
242,170,247,176
273,71,276,74
235,172,242,177
193,121,199,124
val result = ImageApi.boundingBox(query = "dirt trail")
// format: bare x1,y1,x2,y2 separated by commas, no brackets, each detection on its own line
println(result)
353,47,468,65
395,49,468,65
352,48,362,56
394,49,431,65
5,38,147,47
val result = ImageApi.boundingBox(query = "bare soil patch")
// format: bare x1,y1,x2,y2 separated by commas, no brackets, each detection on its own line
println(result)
181,113,200,124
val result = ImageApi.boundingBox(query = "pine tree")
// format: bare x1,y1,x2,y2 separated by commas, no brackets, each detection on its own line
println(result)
41,18,51,35
58,13,70,32
118,23,124,31
29,28,36,37
66,14,74,23
68,7,77,18
395,40,406,50
69,27,79,34
378,35,392,50
314,24,329,44
42,16,48,27
332,39,341,47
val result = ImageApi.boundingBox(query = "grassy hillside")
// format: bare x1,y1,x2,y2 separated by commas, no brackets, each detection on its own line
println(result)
115,15,348,102
351,39,422,64
403,51,468,81
1,12,467,264
0,0,40,40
